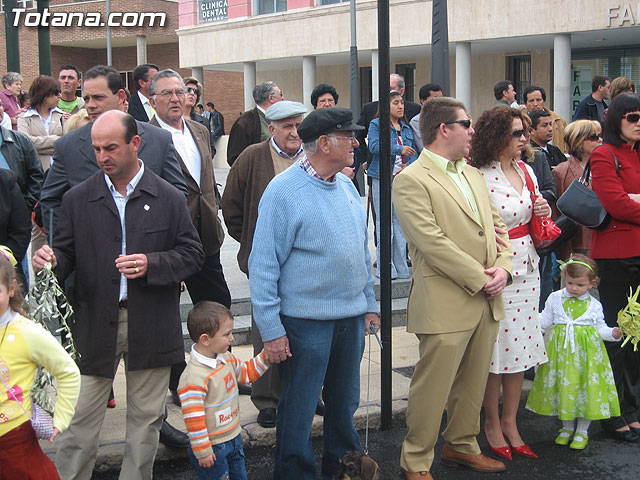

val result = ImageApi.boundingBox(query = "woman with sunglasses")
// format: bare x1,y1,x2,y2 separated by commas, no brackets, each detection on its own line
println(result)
590,92,640,442
368,90,419,279
470,107,549,460
551,120,602,261
17,76,64,172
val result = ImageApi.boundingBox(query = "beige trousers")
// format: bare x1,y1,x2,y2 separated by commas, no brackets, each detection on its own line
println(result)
400,303,499,473
55,309,170,480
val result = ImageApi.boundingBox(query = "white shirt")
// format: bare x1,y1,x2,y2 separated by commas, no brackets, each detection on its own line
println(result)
155,116,202,186
137,91,153,121
190,344,227,369
0,112,11,130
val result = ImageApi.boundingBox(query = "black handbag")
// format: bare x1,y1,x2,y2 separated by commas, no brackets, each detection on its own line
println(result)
556,146,619,231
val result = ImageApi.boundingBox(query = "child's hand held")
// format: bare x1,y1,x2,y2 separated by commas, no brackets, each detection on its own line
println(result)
613,327,622,340
198,453,215,468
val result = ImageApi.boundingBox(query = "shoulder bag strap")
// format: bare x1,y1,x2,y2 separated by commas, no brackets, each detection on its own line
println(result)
517,160,537,200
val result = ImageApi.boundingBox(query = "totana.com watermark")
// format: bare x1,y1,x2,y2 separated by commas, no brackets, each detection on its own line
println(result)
12,8,166,27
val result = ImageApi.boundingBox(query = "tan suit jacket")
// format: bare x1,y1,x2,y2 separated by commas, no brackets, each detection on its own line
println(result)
150,116,224,256
393,150,513,334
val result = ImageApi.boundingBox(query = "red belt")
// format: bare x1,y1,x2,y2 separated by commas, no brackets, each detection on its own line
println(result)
508,224,529,239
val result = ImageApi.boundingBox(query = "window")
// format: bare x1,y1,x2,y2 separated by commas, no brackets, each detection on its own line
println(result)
360,66,372,105
395,63,416,102
258,0,286,14
571,47,640,116
507,55,531,105
120,71,134,95
1,0,36,12
319,0,349,4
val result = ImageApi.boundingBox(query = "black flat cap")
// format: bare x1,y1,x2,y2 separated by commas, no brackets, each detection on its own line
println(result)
298,107,364,143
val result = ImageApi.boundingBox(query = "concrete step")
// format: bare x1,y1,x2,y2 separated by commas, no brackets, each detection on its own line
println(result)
180,279,410,349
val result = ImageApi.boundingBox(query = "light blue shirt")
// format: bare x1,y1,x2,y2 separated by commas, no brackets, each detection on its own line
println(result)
104,160,145,301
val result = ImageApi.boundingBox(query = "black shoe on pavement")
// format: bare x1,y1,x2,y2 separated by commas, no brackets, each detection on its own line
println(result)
257,408,277,428
159,419,189,448
238,384,252,396
171,389,181,406
315,399,325,417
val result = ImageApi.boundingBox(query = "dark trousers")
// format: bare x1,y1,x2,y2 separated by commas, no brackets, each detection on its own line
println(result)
169,251,231,391
538,254,554,312
597,257,640,429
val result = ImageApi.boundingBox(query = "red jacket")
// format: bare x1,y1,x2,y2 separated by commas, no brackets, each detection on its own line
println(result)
590,143,640,259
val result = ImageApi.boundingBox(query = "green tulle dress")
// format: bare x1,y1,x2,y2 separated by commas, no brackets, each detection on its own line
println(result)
526,291,620,420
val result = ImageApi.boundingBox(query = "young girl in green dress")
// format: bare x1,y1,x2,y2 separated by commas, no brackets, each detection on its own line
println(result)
526,255,621,450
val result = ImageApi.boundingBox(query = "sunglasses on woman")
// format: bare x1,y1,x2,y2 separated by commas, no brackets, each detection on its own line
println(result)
585,133,602,141
511,129,525,138
622,113,640,123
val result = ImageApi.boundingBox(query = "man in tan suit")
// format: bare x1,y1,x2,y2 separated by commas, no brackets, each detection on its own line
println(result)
393,97,513,479
149,69,231,418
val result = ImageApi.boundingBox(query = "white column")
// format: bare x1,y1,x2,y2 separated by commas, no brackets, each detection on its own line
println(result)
191,67,203,85
371,49,379,101
136,35,147,65
243,62,257,110
554,34,572,122
302,56,317,111
455,42,471,109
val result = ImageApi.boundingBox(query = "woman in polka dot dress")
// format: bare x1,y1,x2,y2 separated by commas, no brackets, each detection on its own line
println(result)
470,107,549,460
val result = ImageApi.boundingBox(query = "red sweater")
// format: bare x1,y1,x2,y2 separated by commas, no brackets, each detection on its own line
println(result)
590,143,640,259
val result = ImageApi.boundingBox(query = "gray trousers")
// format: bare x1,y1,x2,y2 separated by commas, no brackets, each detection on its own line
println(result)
55,309,170,480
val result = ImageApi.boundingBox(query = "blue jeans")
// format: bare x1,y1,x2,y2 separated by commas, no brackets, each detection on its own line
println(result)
274,315,365,480
371,178,410,279
188,434,247,480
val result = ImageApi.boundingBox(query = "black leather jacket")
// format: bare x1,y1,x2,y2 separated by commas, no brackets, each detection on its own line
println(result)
0,125,44,211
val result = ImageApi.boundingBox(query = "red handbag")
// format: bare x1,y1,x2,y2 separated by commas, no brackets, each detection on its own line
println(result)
517,161,561,248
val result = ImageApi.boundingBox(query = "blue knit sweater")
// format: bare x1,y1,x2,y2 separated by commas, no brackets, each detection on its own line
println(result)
248,162,378,342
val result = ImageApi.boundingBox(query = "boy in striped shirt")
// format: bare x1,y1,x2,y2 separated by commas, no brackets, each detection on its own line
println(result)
178,301,270,479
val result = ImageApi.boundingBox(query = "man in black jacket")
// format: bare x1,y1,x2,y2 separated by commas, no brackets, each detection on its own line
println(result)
529,109,567,168
128,63,159,122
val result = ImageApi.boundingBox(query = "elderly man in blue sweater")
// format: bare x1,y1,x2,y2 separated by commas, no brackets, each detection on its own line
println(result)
249,108,380,480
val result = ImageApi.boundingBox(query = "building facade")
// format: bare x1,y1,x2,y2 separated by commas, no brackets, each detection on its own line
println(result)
176,0,640,121
1,0,243,132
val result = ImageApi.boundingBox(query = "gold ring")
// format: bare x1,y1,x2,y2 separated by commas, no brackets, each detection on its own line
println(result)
135,267,139,274
133,261,137,268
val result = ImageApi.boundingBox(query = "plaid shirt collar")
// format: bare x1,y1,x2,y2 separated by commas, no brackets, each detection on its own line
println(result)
298,155,336,183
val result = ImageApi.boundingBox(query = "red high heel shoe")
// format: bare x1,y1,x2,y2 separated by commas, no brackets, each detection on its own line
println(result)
483,429,512,460
512,444,538,459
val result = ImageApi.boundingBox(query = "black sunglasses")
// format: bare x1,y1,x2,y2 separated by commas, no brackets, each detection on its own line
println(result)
442,119,471,129
586,133,602,142
511,129,525,138
186,87,199,96
622,113,640,123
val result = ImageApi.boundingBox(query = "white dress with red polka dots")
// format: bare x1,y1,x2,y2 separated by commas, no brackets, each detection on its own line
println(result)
479,160,548,374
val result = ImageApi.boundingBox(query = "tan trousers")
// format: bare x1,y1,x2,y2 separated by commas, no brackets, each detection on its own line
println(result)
55,309,170,480
400,304,499,473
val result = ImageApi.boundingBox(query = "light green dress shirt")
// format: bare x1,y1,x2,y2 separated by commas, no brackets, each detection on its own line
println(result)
424,148,481,223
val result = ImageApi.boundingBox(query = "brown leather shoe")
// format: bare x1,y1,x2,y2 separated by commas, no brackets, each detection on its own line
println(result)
402,469,434,480
440,444,506,472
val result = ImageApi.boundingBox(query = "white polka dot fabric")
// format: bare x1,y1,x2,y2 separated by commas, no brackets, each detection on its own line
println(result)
480,161,548,374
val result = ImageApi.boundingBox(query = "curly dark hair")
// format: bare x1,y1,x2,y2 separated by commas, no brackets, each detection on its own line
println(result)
470,107,525,167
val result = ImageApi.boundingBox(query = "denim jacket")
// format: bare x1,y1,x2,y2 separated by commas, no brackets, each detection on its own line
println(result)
366,118,418,180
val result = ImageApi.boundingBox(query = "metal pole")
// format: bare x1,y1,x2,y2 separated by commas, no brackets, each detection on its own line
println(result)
37,0,51,75
106,0,113,66
431,0,450,96
349,0,363,195
377,0,392,431
4,0,20,72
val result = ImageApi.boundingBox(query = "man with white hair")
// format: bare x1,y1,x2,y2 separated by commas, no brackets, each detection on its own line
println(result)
226,80,283,166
